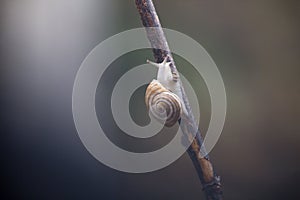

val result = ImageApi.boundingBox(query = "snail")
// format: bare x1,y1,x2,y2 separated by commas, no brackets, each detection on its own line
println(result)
145,57,187,127
145,80,182,127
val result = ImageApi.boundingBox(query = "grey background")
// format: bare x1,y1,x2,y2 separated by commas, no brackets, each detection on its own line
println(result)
1,0,299,199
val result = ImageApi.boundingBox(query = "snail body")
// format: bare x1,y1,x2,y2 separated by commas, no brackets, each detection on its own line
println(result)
146,57,188,118
147,57,178,93
145,80,182,127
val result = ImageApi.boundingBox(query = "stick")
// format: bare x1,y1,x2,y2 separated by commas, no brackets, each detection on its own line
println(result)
135,0,223,199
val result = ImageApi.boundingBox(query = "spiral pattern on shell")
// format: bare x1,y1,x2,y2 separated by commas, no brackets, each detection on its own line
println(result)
145,80,182,127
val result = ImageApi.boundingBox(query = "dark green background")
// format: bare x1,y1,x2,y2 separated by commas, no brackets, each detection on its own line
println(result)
1,0,299,199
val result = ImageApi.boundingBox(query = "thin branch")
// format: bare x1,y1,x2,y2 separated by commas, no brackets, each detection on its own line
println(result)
135,0,223,199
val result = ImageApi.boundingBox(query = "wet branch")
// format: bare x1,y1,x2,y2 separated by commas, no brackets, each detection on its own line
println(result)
135,0,223,199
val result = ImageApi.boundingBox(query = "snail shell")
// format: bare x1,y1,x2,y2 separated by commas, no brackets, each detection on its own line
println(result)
145,79,182,127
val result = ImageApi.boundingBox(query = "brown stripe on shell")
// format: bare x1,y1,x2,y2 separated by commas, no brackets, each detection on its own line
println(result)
145,79,182,127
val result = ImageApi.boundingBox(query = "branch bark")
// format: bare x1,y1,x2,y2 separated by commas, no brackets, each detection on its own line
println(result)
135,0,223,199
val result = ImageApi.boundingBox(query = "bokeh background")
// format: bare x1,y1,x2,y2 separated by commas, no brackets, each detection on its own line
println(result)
1,0,299,199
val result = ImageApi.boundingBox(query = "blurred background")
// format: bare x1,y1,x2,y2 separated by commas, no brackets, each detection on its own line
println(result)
1,0,299,199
